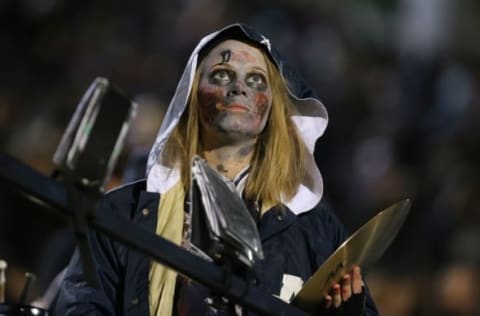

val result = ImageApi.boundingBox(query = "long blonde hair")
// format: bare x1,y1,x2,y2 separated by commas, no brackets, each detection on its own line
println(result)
163,42,306,207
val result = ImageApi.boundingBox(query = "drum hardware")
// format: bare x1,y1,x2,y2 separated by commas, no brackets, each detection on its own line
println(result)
0,260,49,315
0,260,7,303
51,77,137,288
0,153,306,316
19,273,36,305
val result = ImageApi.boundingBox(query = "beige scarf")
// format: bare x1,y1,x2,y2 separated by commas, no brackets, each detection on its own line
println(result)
149,181,185,316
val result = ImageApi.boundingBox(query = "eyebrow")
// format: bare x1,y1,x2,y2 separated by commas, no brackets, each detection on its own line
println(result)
208,63,267,75
250,66,267,75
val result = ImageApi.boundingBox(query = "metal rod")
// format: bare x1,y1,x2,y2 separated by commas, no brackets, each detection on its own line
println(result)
0,259,7,303
19,272,36,304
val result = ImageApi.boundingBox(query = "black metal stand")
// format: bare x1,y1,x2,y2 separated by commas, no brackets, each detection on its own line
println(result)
0,153,306,316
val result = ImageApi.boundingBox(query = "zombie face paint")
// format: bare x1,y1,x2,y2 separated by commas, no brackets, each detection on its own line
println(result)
220,49,231,63
197,40,272,143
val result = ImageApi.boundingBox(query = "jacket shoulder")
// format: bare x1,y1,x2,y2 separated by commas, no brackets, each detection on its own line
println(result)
98,180,147,218
296,201,348,249
298,201,345,229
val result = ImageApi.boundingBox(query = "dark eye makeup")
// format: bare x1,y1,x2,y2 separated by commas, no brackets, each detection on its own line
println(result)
210,69,234,85
246,73,267,90
209,68,267,91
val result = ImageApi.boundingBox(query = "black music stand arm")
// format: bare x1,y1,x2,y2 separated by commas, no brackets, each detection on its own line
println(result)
0,153,306,316
68,184,100,288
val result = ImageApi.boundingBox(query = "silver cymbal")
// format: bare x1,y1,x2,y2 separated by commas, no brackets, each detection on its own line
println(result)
291,198,411,313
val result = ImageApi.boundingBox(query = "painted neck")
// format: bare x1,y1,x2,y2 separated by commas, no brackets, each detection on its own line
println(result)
201,139,256,180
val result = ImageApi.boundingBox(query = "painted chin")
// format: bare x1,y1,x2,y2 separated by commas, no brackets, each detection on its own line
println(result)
217,114,266,136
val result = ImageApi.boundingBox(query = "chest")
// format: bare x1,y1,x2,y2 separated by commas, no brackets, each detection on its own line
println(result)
254,219,333,300
123,203,332,313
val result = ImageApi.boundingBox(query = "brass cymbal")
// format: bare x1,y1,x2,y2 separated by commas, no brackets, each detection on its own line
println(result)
291,198,411,313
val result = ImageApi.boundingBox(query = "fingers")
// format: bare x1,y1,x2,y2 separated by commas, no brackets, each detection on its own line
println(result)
351,266,363,294
324,265,365,309
341,273,352,300
324,294,332,309
323,283,342,309
332,283,342,308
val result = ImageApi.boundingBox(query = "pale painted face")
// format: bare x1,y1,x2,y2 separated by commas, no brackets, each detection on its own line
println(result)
197,40,272,143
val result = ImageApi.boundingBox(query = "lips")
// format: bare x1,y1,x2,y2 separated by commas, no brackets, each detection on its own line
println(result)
216,102,249,113
227,103,250,112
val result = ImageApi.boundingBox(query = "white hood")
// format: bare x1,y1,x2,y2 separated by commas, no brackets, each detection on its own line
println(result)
146,23,328,215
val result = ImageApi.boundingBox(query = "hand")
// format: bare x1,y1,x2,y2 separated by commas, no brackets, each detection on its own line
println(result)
324,265,363,309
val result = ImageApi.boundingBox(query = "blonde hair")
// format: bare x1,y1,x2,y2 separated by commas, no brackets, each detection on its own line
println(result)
163,43,306,207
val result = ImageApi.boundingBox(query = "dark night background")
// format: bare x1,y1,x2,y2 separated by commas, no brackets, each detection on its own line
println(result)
1,1,479,315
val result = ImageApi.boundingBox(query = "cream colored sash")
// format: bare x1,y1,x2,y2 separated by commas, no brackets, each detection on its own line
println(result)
149,181,185,316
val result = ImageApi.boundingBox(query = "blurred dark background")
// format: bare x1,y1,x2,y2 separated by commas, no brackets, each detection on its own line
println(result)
1,0,479,315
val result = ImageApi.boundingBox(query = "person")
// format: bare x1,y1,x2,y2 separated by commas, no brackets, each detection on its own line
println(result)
54,23,379,315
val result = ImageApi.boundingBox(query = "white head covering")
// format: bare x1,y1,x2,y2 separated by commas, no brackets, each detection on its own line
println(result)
146,23,328,215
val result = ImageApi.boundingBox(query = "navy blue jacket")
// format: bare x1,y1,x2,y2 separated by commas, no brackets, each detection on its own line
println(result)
54,180,378,315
